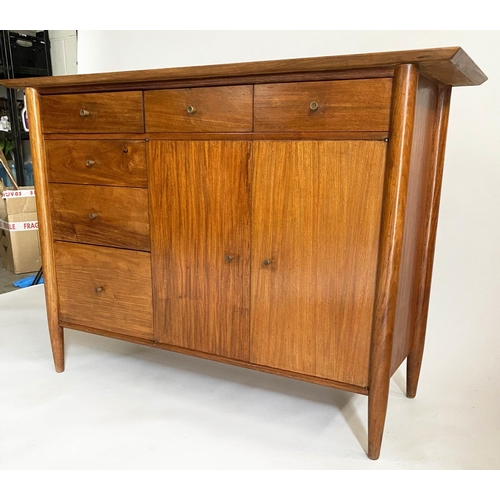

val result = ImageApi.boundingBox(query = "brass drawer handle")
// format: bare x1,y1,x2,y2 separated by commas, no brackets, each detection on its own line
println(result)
262,259,272,267
310,101,319,111
94,286,104,294
85,159,95,167
80,109,90,117
88,213,98,220
186,105,196,115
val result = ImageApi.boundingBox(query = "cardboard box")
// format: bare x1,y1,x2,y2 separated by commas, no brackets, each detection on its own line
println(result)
0,184,42,274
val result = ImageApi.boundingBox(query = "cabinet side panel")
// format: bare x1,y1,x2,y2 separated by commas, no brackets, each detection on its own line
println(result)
149,141,251,361
390,76,439,374
250,141,386,387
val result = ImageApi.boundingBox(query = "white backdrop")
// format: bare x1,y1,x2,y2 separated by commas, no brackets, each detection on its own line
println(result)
73,30,500,467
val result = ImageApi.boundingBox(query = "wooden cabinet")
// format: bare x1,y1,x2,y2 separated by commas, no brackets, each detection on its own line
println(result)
1,47,486,459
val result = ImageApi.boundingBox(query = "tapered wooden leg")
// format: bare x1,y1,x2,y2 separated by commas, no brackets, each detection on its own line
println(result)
368,378,391,460
406,350,422,398
26,88,65,373
367,65,419,460
406,86,452,400
49,325,65,372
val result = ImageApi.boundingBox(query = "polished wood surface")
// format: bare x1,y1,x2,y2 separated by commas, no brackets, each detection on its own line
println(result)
2,47,486,90
407,86,452,398
254,79,392,132
250,141,386,387
49,184,150,251
391,76,439,374
44,131,389,141
149,141,251,360
25,88,64,373
368,64,419,460
39,92,144,133
45,139,147,187
145,86,253,132
14,69,396,96
54,242,153,339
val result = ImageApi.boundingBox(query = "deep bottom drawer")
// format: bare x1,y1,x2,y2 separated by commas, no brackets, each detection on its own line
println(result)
54,242,153,339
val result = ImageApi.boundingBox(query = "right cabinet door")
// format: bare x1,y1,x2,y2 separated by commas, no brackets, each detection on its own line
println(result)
250,141,387,388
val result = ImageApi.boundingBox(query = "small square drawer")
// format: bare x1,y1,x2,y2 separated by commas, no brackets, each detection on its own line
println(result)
50,184,150,251
40,91,144,133
54,241,153,339
145,85,253,132
46,140,147,187
254,79,392,132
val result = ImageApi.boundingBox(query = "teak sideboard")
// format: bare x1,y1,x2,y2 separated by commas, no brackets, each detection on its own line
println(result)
1,47,487,459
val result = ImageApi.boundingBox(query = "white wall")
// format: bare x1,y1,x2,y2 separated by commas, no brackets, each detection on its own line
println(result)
77,30,500,402
49,30,77,76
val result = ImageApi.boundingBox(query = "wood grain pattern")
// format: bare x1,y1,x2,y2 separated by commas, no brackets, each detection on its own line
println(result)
368,64,418,460
45,140,147,187
407,86,452,398
149,141,251,360
44,131,388,141
145,86,253,132
2,47,486,90
49,184,150,251
250,141,386,387
28,69,395,95
39,91,144,133
24,88,65,372
390,76,439,375
254,79,392,132
54,242,153,339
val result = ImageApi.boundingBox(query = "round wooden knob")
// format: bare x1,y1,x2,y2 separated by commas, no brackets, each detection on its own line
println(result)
186,105,196,114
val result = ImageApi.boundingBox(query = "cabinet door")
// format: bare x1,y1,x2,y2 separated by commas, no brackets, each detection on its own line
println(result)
149,141,251,360
250,141,386,387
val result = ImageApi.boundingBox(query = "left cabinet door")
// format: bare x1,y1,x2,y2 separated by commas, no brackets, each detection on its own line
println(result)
149,141,251,361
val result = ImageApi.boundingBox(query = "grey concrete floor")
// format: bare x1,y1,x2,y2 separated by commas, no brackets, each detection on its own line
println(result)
0,261,36,294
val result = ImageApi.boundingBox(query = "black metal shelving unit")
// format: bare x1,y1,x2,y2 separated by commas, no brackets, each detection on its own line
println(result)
0,30,52,186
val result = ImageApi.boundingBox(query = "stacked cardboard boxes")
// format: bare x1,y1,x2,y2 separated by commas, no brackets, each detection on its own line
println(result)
0,182,41,274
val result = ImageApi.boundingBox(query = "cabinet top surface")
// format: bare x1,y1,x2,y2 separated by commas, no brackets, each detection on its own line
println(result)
0,46,487,91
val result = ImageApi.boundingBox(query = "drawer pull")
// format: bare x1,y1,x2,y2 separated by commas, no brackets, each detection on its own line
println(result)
94,286,104,294
186,105,197,115
123,146,129,154
225,255,235,263
80,109,90,117
88,213,98,220
85,159,95,167
309,101,319,111
262,259,272,267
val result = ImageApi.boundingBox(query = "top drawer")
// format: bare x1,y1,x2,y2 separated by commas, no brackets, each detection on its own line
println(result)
254,79,392,132
144,85,253,132
39,91,144,133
